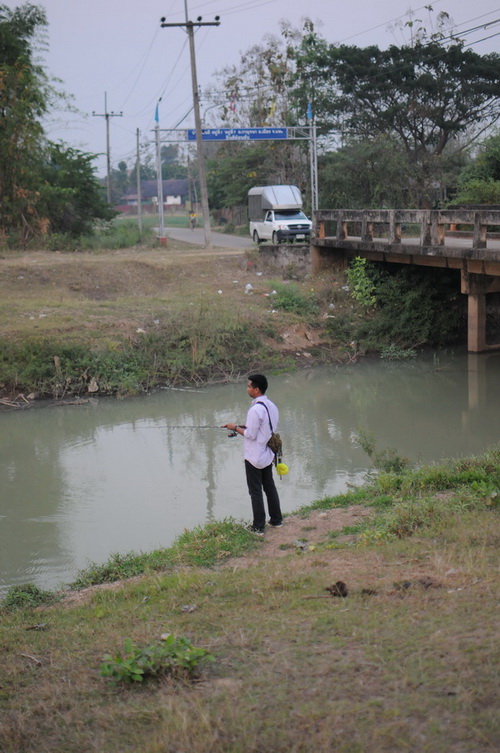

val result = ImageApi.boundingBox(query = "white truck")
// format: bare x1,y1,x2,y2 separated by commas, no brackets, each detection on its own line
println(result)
248,185,312,244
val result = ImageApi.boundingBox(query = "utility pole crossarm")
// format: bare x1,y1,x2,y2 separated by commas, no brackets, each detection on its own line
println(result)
160,20,220,27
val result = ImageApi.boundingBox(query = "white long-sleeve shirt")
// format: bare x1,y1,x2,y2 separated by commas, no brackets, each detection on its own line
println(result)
243,394,279,469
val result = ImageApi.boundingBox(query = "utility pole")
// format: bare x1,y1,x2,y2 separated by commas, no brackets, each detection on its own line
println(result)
161,3,220,248
92,92,123,204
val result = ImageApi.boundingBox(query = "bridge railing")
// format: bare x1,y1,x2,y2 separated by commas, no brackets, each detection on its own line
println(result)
313,209,500,250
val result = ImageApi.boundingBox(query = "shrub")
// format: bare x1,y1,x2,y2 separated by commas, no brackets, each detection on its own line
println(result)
270,281,318,316
100,634,214,685
355,429,410,473
2,583,55,610
346,257,377,307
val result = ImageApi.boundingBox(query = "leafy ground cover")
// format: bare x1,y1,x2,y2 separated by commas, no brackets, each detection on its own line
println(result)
1,449,498,752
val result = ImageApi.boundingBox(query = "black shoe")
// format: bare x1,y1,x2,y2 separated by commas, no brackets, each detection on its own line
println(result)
268,520,283,528
248,525,265,535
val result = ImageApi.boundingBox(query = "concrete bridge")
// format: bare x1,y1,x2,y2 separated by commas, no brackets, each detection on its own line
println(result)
311,208,500,353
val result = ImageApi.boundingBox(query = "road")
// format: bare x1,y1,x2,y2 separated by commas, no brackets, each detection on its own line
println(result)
164,225,254,249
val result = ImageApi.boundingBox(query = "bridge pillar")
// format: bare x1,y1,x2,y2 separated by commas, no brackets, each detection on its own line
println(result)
461,271,500,352
467,293,487,353
310,244,348,274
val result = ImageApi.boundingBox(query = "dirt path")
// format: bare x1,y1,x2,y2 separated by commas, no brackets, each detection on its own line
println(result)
224,506,373,568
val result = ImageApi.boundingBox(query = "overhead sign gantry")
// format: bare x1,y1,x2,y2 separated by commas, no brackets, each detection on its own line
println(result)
158,125,318,210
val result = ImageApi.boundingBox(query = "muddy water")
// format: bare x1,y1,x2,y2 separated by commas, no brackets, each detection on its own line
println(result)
1,350,499,594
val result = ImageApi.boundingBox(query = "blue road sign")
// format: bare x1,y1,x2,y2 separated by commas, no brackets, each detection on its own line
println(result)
186,127,288,141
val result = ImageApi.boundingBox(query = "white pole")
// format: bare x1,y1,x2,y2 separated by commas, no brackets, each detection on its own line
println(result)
155,121,165,241
136,128,143,238
307,102,318,212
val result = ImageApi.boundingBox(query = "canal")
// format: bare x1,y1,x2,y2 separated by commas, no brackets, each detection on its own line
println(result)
1,349,499,594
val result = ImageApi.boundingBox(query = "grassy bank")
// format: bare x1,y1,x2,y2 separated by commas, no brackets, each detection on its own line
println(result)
0,237,350,401
1,449,498,752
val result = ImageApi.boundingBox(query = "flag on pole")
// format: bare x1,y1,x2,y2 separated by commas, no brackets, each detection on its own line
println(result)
155,102,160,123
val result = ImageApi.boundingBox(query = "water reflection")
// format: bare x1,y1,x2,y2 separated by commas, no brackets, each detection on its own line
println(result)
1,350,499,594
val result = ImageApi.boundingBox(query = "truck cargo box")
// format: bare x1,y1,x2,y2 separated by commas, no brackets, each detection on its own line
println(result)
248,185,303,221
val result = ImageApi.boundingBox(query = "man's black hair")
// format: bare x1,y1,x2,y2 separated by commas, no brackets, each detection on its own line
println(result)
248,373,268,394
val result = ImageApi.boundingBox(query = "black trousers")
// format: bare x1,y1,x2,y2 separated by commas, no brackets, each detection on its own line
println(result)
245,460,283,530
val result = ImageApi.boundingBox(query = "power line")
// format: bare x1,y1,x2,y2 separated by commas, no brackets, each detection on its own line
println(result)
438,17,500,45
117,27,161,110
464,30,500,48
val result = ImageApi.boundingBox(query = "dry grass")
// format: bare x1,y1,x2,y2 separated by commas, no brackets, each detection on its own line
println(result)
0,245,259,341
0,505,498,753
0,243,344,356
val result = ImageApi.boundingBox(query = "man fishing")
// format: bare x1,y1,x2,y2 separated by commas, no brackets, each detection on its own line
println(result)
224,373,283,534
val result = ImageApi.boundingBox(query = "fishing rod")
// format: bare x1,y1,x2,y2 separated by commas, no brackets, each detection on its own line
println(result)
140,424,244,436
142,425,228,429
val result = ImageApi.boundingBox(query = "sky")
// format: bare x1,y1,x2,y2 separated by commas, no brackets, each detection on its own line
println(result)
6,0,500,176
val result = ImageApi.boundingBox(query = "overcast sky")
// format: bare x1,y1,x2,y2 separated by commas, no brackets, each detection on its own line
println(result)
5,0,500,176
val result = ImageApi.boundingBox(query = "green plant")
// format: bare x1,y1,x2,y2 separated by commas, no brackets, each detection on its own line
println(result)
270,281,318,316
452,177,500,205
469,479,500,508
346,257,377,307
324,312,355,342
100,634,214,685
0,300,266,398
2,583,55,610
357,527,397,546
70,550,173,589
170,518,259,567
380,344,417,360
355,429,410,473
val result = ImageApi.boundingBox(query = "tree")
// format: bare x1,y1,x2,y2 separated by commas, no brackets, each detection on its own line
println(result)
160,145,187,180
107,161,129,204
452,132,500,204
39,143,116,236
290,32,500,206
0,3,114,242
0,3,50,239
320,136,414,209
204,23,305,128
